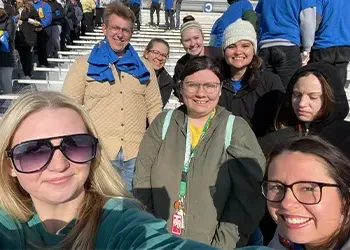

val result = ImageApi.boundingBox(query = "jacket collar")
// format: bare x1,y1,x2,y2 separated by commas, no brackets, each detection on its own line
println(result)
172,105,228,134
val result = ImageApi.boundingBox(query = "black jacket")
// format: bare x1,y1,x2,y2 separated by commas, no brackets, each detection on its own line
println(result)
47,0,64,26
4,3,15,17
259,62,350,158
219,67,285,137
15,6,41,47
0,12,15,67
156,67,174,107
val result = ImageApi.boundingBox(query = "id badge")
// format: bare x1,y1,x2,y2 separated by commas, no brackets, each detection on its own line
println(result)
171,213,182,236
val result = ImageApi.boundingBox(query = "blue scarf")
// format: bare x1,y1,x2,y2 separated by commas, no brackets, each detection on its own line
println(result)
87,40,150,84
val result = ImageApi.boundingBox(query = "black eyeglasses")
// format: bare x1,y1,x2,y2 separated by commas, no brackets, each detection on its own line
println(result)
261,180,340,205
7,134,99,174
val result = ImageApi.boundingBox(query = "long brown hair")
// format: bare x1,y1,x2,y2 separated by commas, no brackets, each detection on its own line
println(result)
16,0,32,13
275,71,334,130
221,54,263,89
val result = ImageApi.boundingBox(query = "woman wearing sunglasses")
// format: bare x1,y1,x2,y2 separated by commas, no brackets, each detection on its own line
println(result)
134,56,265,249
0,91,222,249
143,38,174,107
262,136,350,249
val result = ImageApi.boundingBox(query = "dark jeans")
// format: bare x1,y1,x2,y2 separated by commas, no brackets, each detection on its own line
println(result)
111,148,136,191
36,29,49,66
95,8,104,26
47,25,61,58
61,18,71,48
17,46,33,77
259,45,302,88
130,3,141,31
165,9,175,29
150,2,160,26
310,46,350,87
70,25,80,42
82,12,94,34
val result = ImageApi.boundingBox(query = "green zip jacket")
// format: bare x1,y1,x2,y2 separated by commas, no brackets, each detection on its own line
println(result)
0,198,220,249
133,106,266,249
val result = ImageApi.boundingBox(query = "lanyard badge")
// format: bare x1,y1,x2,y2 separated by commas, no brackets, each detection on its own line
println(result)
171,111,214,236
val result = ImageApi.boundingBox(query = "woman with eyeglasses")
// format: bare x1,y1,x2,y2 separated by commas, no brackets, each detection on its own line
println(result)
134,56,266,249
0,91,227,249
218,19,285,137
144,38,174,107
262,136,350,249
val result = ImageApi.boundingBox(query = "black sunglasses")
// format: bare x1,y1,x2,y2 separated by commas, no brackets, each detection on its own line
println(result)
7,133,99,174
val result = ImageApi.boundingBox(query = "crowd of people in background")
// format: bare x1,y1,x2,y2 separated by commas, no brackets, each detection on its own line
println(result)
0,0,349,249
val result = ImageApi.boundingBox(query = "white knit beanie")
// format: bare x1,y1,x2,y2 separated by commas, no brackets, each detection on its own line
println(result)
222,19,257,53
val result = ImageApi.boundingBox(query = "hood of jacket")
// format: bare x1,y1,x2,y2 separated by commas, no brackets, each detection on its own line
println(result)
0,12,8,27
281,62,349,131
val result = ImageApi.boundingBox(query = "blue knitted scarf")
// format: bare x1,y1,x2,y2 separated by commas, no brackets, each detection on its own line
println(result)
87,39,150,84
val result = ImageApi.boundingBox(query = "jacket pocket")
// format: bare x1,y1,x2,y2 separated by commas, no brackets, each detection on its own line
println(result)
86,81,111,98
131,87,146,96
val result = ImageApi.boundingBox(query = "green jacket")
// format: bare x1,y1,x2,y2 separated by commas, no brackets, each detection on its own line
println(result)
133,106,266,249
0,198,219,249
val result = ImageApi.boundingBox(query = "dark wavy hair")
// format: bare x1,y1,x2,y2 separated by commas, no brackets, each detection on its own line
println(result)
265,136,350,250
221,54,263,90
177,56,223,102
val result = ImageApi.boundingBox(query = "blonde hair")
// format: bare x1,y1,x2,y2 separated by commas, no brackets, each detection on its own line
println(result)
0,91,134,249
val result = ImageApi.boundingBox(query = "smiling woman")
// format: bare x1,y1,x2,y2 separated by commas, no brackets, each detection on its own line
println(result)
143,38,174,107
134,56,266,249
218,19,285,138
263,136,350,250
258,62,350,244
0,91,228,250
173,17,205,97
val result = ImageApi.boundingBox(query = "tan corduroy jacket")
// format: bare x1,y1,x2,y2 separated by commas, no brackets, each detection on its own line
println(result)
62,54,162,161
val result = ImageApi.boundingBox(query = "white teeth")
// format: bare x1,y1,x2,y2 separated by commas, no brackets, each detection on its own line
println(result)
233,57,244,59
284,217,311,224
195,101,207,104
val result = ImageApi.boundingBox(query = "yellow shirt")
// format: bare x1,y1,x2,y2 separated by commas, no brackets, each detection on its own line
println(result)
189,109,216,149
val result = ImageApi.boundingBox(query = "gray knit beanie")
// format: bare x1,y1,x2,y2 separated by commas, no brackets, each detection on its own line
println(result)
222,19,257,53
180,21,203,35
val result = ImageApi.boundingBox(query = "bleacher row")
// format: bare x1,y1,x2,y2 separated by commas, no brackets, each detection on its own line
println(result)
5,9,350,118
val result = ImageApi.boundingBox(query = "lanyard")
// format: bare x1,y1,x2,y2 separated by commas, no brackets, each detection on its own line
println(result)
179,112,213,198
278,234,305,250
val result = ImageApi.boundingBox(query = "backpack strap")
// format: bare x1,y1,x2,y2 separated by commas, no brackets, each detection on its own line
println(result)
225,114,235,150
162,109,174,140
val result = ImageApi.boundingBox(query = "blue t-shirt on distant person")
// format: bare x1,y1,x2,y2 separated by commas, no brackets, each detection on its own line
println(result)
214,0,253,47
164,0,174,10
129,0,141,5
314,0,350,48
256,0,316,45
